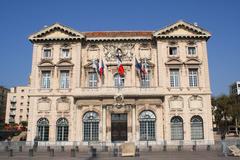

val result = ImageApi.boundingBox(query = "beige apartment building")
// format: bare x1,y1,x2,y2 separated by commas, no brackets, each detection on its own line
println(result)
25,20,214,146
0,86,9,123
5,86,30,124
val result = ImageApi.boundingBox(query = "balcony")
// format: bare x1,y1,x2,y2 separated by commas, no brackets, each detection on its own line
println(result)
10,105,16,109
9,118,15,123
10,98,16,103
73,86,164,98
9,111,16,116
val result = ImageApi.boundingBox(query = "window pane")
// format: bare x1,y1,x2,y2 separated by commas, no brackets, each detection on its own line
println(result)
170,69,180,87
83,112,99,141
188,47,196,55
37,118,49,141
139,111,156,140
171,116,184,140
169,47,177,56
189,69,198,87
43,49,51,58
114,74,124,87
60,70,70,89
61,49,70,58
191,116,204,139
41,71,51,89
89,72,97,88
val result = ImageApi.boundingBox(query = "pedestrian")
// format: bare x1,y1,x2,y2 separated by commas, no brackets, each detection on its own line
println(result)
221,134,228,157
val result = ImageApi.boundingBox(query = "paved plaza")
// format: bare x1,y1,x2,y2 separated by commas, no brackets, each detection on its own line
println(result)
0,149,239,160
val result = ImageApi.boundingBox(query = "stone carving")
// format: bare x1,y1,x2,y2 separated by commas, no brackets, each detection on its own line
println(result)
139,43,151,59
56,97,70,112
87,44,100,60
37,97,51,111
103,43,134,61
169,96,183,110
189,95,203,110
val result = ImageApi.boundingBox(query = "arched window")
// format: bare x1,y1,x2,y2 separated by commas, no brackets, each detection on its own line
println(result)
171,116,184,140
191,115,204,139
114,74,124,88
37,118,49,141
83,111,99,141
56,118,69,141
139,110,156,140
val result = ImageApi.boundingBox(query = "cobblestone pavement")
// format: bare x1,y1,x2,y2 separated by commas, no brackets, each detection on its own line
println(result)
0,150,239,160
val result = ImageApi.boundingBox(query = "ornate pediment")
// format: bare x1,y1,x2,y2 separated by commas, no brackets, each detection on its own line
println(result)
165,58,183,65
56,59,74,67
153,20,211,39
38,59,55,67
103,43,135,62
184,58,201,65
29,23,85,42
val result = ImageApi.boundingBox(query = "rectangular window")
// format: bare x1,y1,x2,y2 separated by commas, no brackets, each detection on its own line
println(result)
60,70,70,89
61,48,70,58
169,47,177,56
189,69,198,87
188,47,196,55
41,71,51,89
42,49,52,59
141,72,150,88
89,72,98,88
170,69,180,87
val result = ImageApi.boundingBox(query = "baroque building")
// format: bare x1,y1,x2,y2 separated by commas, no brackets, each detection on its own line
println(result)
26,20,214,146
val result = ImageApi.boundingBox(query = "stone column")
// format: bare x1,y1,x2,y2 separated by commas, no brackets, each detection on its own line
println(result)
132,105,136,143
102,105,107,142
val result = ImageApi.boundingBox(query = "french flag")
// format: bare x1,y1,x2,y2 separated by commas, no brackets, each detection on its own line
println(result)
99,59,104,77
116,54,124,76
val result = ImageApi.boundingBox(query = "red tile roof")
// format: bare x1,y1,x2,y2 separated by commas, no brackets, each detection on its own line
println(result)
84,31,153,38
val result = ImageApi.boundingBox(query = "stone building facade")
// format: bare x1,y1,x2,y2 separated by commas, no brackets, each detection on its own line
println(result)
26,20,214,146
5,86,30,124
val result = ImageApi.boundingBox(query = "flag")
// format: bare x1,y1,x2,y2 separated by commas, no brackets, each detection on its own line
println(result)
99,59,104,77
135,58,142,76
116,50,124,76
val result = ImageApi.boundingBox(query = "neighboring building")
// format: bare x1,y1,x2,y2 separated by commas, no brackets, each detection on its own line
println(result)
26,20,214,146
5,86,30,124
0,86,9,123
230,81,240,96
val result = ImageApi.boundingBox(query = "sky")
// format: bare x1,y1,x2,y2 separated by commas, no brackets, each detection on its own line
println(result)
0,0,239,96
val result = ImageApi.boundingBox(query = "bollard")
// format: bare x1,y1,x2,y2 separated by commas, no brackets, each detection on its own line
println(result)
148,146,152,152
47,146,50,152
207,145,211,151
91,148,97,158
75,146,79,152
163,145,167,151
135,147,140,157
61,146,64,152
177,145,182,151
70,148,76,157
5,146,8,152
19,146,23,152
113,148,118,157
29,149,34,157
192,145,196,151
8,149,13,157
49,149,54,157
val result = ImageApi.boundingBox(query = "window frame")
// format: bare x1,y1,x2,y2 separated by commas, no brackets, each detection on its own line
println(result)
37,118,49,141
168,46,178,57
191,115,204,140
83,111,99,141
169,68,180,88
59,70,70,89
56,118,69,141
41,70,51,89
88,72,98,88
60,48,71,59
114,73,125,88
139,110,156,141
188,68,199,87
42,47,52,59
171,116,184,140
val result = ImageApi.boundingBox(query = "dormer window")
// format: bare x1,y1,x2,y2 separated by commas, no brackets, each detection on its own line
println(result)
42,48,52,59
188,47,196,56
61,48,70,59
169,47,177,56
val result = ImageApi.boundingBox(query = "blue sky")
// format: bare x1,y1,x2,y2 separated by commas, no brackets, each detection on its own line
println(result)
0,0,239,96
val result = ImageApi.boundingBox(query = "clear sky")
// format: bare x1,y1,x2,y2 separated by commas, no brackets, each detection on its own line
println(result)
0,0,239,96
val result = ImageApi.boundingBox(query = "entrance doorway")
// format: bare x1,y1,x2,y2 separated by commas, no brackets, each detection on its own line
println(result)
111,113,127,141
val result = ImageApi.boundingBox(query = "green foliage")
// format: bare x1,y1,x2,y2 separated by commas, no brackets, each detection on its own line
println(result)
212,94,240,135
